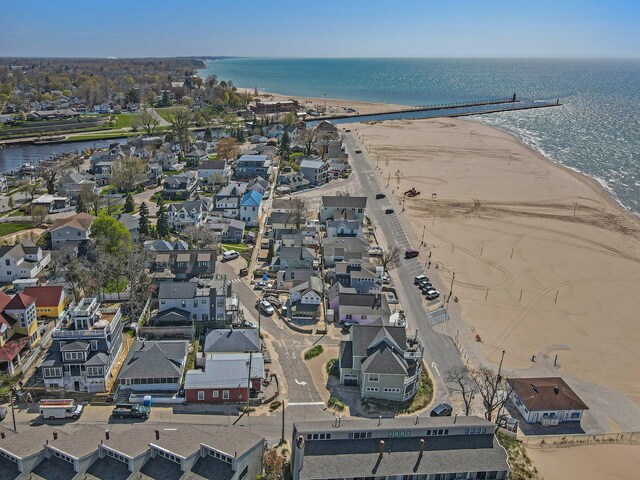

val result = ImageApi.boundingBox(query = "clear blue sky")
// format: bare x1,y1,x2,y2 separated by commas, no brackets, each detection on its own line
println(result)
2,0,639,58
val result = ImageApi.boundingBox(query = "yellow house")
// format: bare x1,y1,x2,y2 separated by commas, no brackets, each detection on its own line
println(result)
23,286,68,319
0,292,39,374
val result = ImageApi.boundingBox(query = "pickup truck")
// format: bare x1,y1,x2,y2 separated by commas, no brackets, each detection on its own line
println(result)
111,403,151,419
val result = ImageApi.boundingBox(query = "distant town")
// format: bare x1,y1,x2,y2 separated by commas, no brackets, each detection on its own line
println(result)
0,58,603,480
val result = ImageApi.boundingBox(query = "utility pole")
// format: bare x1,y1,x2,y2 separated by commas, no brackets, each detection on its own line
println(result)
10,387,16,432
246,352,253,409
258,311,261,339
497,350,505,381
281,400,286,444
421,225,426,247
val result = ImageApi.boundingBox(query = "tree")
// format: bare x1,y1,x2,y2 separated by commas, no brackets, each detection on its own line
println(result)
7,195,14,210
135,110,159,136
156,203,170,238
75,193,88,213
42,169,57,194
298,127,316,156
469,366,514,422
161,91,171,107
79,184,102,216
203,127,212,142
125,88,140,105
89,214,132,255
169,109,193,152
380,246,401,271
445,366,478,416
263,448,286,480
31,205,48,225
22,181,40,202
110,156,147,193
104,196,119,216
210,173,228,186
123,193,135,213
279,129,290,162
182,226,220,250
138,202,151,236
215,138,239,161
287,197,310,229
125,244,153,322
59,249,88,303
281,110,298,125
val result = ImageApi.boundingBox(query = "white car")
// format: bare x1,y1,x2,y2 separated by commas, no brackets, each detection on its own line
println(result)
368,246,383,256
222,250,240,261
259,300,274,315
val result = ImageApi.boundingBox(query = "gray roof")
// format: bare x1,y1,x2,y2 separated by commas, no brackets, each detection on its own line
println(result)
339,293,390,318
114,213,139,231
185,353,264,390
360,345,407,375
84,352,109,366
291,276,323,295
158,282,198,299
351,322,407,359
203,329,260,353
117,341,188,380
60,340,89,352
322,196,367,208
300,159,327,169
297,430,508,480
48,425,109,460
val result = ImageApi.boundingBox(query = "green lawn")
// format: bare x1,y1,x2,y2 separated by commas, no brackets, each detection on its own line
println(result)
208,154,218,160
155,107,188,122
0,222,34,237
111,113,141,129
221,243,252,253
104,277,128,294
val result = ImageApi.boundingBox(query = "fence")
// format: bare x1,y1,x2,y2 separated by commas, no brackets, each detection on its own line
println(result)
522,431,640,448
427,307,449,326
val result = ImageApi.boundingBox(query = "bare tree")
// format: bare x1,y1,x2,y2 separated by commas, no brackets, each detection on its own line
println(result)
31,205,48,225
445,366,478,416
215,137,239,161
110,156,147,193
210,173,228,186
80,184,103,216
125,244,154,322
136,110,160,136
469,366,514,422
380,246,401,271
287,197,310,229
169,109,193,152
22,180,41,202
298,127,316,156
59,249,89,303
103,196,120,216
263,448,286,480
182,226,220,250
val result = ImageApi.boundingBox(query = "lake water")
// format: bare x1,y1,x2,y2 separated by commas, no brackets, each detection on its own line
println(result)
200,57,640,212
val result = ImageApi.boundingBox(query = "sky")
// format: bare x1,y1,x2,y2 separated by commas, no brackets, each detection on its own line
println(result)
1,0,639,58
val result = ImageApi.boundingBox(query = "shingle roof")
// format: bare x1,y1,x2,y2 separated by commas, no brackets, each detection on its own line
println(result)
184,353,264,390
203,329,260,353
49,212,95,232
23,286,65,308
240,190,263,207
507,377,589,412
5,292,36,310
321,196,367,208
199,160,227,170
118,341,188,380
158,282,198,299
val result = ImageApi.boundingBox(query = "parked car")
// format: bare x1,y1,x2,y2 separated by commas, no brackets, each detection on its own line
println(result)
222,250,240,261
341,322,354,332
385,208,394,214
111,403,150,419
430,403,453,417
419,283,434,292
242,321,257,329
355,149,362,154
0,405,7,421
254,281,273,290
368,245,384,256
375,193,386,199
414,274,428,285
259,300,274,315
404,249,419,259
425,290,440,300
39,399,83,420
382,274,391,284
239,268,248,277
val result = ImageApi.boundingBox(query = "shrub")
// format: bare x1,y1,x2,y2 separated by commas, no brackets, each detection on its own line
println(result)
326,358,339,377
304,345,323,360
270,400,282,410
328,397,345,411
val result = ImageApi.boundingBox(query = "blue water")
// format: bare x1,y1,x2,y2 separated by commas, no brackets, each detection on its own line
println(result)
199,58,640,212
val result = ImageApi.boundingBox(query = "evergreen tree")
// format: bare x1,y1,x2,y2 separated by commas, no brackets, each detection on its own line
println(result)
156,195,164,208
138,202,151,236
76,194,88,213
204,127,212,142
156,203,170,238
123,193,135,213
279,129,290,161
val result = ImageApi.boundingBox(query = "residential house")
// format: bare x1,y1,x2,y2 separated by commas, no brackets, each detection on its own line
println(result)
215,183,247,218
154,277,229,327
327,139,343,159
204,216,245,243
114,213,140,242
93,103,111,114
202,328,260,354
184,353,265,403
0,240,52,282
326,219,363,238
117,340,189,392
162,171,198,200
0,292,40,374
271,197,300,213
151,249,217,281
40,297,124,392
184,147,207,166
339,321,424,402
331,292,390,325
22,285,67,319
146,161,163,183
271,246,315,272
507,376,589,425
239,190,263,227
246,176,269,195
234,155,272,181
48,213,95,250
291,416,510,480
299,159,330,186
57,172,97,198
322,237,370,267
320,196,367,223
198,159,231,184
155,149,182,171
333,259,383,294
288,276,323,323
143,239,189,251
167,199,211,232
30,194,72,213
276,269,314,291
276,167,310,193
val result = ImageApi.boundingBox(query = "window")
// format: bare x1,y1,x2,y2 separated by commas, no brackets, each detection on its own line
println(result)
365,387,378,392
239,465,249,480
202,314,209,322
87,366,103,377
571,412,581,419
44,367,61,378
345,314,352,320
368,374,379,382
352,432,372,439
213,391,219,398
64,351,84,361
181,300,186,308
198,391,205,401
223,390,229,400
4,259,9,266
194,300,198,308
91,340,98,351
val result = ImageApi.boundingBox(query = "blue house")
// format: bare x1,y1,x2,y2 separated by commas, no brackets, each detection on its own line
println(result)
234,155,272,180
240,190,264,227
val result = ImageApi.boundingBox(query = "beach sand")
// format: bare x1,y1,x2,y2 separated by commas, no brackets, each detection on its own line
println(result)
527,444,640,480
240,88,408,116
349,118,640,406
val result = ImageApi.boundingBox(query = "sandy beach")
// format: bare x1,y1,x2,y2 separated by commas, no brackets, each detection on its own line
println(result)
347,117,640,409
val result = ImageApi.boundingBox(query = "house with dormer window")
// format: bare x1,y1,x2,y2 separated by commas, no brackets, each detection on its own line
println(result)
0,292,40,374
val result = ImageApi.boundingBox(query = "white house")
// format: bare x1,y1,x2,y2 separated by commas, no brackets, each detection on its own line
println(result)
167,199,211,231
239,190,263,227
93,103,111,114
507,377,589,425
0,241,52,283
198,159,231,184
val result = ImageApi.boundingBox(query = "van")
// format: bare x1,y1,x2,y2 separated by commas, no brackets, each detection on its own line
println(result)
222,250,240,261
39,399,84,420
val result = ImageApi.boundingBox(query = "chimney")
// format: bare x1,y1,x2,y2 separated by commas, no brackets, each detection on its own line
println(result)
105,430,110,441
454,413,457,424
53,432,58,440
0,432,4,439
378,440,385,456
155,429,160,440
419,438,425,456
378,415,382,426
554,386,560,395
415,415,419,425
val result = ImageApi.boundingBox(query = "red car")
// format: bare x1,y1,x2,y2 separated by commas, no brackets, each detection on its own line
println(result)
404,249,419,259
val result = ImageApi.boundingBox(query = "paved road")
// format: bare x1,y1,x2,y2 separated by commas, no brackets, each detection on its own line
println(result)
342,131,465,402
